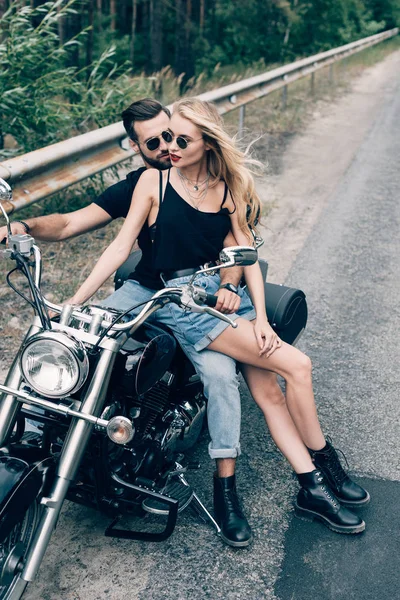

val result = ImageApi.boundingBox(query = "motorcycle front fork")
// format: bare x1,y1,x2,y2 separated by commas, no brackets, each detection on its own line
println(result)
0,323,43,446
17,347,117,582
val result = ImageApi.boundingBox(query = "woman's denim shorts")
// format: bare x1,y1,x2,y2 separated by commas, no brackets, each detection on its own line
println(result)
158,272,256,351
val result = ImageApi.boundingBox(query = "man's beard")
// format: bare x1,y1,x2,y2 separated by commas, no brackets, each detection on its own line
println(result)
139,148,171,170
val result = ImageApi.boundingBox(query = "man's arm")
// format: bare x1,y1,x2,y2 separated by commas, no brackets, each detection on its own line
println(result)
220,230,243,286
0,203,112,243
215,231,244,314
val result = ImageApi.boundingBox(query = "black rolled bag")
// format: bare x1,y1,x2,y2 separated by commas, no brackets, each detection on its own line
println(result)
264,282,307,345
114,252,307,346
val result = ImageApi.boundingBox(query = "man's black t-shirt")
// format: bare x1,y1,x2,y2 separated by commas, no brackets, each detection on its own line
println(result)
94,167,163,290
94,167,146,219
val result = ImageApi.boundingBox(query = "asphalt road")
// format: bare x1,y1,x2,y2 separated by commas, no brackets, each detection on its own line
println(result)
275,62,400,600
21,71,400,599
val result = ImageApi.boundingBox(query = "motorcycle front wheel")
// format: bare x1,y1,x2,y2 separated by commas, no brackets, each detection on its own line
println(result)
0,501,41,600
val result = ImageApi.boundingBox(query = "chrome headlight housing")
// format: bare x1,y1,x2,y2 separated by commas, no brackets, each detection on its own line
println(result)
20,331,89,398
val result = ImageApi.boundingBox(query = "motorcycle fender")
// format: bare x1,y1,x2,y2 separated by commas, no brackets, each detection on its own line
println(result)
0,455,55,542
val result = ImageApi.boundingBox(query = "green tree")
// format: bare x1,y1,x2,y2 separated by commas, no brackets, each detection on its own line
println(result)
366,0,400,28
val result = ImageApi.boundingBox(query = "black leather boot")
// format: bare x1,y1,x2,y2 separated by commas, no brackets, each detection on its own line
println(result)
213,474,253,547
295,470,365,534
309,439,370,507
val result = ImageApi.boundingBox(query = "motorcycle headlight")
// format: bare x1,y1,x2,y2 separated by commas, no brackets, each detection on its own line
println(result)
20,331,89,398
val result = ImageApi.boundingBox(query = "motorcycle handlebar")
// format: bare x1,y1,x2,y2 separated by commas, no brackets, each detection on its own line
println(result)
4,240,237,334
43,288,184,332
203,293,218,308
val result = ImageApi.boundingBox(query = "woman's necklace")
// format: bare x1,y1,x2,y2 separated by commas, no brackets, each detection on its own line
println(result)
177,168,209,191
177,169,210,210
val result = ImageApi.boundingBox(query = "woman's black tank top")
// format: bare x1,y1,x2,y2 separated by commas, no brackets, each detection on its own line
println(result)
129,222,161,289
130,169,234,288
153,169,234,273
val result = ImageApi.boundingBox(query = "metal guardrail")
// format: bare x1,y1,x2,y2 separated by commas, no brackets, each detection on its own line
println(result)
0,27,397,214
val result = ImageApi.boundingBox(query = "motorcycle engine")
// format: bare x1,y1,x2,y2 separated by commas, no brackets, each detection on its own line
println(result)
91,315,206,478
114,322,176,397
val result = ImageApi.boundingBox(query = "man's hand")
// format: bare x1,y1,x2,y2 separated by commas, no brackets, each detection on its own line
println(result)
0,222,27,244
214,287,241,314
217,262,243,314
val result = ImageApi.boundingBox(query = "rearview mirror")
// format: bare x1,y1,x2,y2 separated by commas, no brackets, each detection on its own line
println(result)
0,178,12,204
219,246,258,267
0,178,13,238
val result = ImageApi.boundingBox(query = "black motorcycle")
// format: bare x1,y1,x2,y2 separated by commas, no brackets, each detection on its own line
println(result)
0,178,307,599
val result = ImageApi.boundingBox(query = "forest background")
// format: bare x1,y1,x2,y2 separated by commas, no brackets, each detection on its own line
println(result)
1,0,399,158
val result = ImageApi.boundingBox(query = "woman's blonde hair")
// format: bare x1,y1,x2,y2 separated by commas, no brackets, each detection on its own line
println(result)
173,97,262,237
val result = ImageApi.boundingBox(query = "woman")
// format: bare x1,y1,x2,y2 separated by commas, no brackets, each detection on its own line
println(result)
68,97,369,539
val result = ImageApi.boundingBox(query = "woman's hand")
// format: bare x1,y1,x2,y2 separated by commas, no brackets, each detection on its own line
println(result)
63,296,81,307
253,318,282,358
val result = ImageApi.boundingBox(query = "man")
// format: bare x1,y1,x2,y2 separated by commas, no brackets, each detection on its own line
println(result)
0,98,280,548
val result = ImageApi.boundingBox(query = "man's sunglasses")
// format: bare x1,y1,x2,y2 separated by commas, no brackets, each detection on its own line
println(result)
142,134,166,152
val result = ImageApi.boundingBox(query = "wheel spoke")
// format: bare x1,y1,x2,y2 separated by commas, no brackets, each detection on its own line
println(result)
0,501,39,599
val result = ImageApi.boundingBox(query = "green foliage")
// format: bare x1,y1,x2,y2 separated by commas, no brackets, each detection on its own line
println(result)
0,0,150,157
365,0,400,28
189,0,398,74
205,0,287,66
0,1,79,153
297,0,385,48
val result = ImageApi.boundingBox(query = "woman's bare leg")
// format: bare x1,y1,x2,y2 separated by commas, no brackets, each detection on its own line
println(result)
241,365,315,473
209,318,326,451
235,359,365,533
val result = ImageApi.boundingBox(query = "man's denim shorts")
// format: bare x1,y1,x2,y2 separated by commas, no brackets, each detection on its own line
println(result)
158,272,256,351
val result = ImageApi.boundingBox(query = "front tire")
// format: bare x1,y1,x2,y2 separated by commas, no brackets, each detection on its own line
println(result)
0,501,40,600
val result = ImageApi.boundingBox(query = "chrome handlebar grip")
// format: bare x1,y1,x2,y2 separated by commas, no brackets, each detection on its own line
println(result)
180,286,237,328
32,245,42,287
0,179,13,241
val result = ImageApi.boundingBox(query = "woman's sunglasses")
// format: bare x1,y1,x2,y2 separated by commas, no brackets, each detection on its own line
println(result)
161,130,203,150
143,131,202,151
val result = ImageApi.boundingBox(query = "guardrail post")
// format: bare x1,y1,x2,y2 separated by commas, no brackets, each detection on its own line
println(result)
281,85,288,110
238,105,246,137
329,63,334,86
310,71,315,96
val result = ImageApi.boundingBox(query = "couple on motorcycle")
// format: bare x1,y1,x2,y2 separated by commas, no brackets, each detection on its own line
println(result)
1,96,369,546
